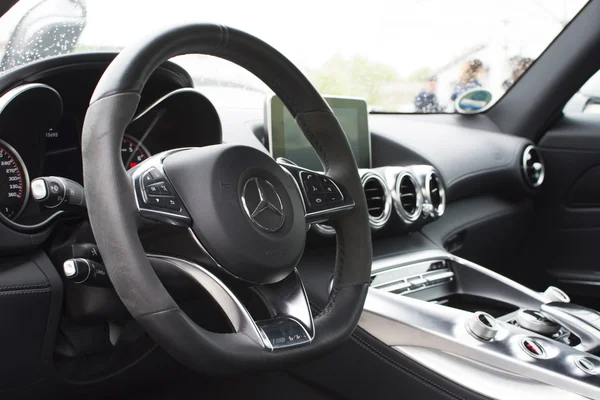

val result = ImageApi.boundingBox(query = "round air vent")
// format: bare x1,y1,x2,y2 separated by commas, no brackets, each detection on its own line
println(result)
425,171,445,217
394,172,423,223
522,145,545,189
361,172,392,230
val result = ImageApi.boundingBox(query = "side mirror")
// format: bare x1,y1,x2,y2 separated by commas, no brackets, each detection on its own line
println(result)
455,89,493,114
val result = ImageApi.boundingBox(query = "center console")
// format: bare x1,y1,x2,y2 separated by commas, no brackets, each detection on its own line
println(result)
359,249,600,399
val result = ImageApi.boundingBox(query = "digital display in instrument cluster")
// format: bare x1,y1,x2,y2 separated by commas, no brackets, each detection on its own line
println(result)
42,114,84,183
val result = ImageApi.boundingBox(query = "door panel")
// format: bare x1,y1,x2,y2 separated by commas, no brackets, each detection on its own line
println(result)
536,114,600,307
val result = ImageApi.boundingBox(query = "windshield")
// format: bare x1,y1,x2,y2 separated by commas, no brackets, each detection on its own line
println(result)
0,0,589,112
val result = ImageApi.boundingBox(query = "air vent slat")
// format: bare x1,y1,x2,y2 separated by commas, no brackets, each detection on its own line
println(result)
362,175,391,229
395,172,422,222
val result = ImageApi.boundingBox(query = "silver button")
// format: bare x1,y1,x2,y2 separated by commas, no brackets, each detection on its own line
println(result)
63,260,76,277
408,277,427,287
31,178,48,200
575,357,596,374
467,311,499,341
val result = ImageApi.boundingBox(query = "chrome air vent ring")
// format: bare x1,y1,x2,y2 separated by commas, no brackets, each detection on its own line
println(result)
394,171,423,223
425,171,445,217
522,145,545,189
362,172,392,230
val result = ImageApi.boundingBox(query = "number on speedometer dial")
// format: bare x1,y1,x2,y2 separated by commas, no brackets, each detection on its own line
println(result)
121,135,151,170
0,139,29,220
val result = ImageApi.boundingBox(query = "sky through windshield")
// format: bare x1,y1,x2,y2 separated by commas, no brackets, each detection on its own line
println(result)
0,0,589,112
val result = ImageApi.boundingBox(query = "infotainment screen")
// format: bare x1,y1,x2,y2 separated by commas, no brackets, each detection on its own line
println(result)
267,95,370,171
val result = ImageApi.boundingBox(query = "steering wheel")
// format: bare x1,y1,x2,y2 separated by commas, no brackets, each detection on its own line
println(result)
81,24,371,373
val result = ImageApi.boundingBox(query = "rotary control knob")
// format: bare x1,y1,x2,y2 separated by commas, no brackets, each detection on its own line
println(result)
467,311,499,341
516,309,561,336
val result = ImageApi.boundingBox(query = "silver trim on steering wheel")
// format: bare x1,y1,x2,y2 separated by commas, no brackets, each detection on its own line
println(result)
147,254,315,351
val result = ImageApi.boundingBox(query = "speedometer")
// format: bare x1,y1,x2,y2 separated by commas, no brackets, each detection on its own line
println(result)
0,139,29,220
122,135,151,170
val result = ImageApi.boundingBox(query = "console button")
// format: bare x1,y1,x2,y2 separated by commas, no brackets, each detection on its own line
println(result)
575,357,596,374
426,271,454,284
389,280,411,293
520,339,546,358
308,193,327,207
408,277,427,288
516,310,561,336
467,311,498,341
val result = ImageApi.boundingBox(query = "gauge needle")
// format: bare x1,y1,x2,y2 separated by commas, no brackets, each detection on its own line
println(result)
126,108,166,167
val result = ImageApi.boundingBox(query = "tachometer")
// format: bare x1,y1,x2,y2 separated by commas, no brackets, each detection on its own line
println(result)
121,135,150,170
0,139,29,220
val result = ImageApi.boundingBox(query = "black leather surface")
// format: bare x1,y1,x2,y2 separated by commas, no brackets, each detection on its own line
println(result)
370,115,533,201
0,252,59,392
83,93,177,316
0,255,50,290
82,23,371,372
163,145,306,284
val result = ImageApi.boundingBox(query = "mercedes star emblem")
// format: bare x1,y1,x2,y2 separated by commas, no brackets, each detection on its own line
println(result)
241,177,285,232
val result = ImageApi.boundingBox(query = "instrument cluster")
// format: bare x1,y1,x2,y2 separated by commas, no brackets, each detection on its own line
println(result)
0,82,221,231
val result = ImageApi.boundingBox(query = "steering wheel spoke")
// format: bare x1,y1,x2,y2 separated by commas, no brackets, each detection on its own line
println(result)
252,269,314,349
278,162,355,224
148,254,313,351
131,150,192,227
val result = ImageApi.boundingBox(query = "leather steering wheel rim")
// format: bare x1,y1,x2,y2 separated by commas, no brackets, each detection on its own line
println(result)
81,23,372,373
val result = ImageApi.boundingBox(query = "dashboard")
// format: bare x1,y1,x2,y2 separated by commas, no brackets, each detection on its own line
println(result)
0,54,221,231
0,52,548,392
0,51,543,254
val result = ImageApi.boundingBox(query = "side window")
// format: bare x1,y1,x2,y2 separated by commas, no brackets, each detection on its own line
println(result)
564,70,600,114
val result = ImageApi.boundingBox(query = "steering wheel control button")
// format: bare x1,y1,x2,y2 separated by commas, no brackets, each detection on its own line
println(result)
146,183,161,195
325,192,343,204
304,181,323,194
300,172,320,185
299,171,345,209
520,338,546,359
146,195,168,208
467,311,499,341
575,357,597,374
257,317,311,350
516,310,561,336
308,193,327,207
157,182,173,195
165,197,181,211
142,168,160,186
